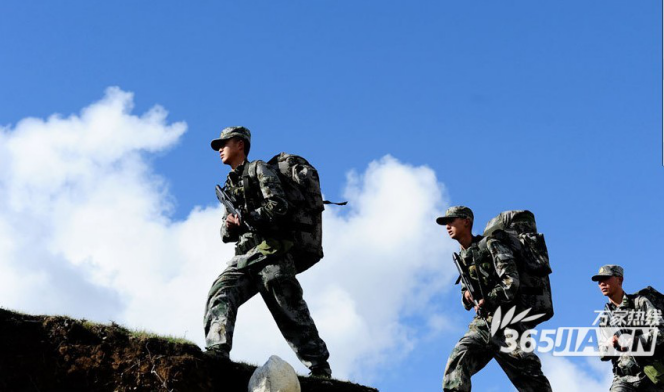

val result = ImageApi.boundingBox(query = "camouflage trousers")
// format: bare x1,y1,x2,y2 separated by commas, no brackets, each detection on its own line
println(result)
443,317,552,392
610,373,663,391
204,252,330,370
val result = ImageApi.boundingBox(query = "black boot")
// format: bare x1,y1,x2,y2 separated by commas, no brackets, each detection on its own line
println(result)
309,365,332,379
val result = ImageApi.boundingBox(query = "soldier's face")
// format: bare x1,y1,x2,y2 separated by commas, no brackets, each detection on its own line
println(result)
445,218,471,240
218,138,243,165
597,276,623,297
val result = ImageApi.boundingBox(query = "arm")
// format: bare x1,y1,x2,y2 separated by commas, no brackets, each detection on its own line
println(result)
484,237,520,308
216,184,245,242
245,161,289,230
220,209,240,243
597,304,615,361
453,252,478,311
454,252,486,315
461,288,474,310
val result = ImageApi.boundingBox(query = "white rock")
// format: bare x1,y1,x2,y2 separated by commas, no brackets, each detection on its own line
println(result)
248,355,301,392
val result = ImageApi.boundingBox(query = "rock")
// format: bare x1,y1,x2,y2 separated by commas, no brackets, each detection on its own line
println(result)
248,355,301,392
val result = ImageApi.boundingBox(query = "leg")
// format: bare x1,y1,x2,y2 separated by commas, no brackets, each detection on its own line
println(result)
609,375,638,392
204,265,257,355
442,319,494,392
494,344,552,392
491,326,552,392
257,255,330,372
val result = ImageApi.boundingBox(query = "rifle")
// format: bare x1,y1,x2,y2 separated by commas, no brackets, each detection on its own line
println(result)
215,184,255,232
453,252,489,323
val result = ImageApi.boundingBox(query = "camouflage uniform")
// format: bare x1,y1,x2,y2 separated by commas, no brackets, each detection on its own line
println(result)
442,235,552,392
204,131,330,374
598,293,664,391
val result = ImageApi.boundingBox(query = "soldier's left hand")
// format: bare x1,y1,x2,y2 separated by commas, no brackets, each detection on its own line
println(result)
226,213,241,229
474,299,485,313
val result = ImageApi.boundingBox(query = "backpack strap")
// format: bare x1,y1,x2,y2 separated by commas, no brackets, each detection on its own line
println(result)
241,161,259,212
477,236,489,252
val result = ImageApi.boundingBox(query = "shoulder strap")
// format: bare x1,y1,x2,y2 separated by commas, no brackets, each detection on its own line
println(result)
477,236,489,252
241,161,259,210
625,293,638,305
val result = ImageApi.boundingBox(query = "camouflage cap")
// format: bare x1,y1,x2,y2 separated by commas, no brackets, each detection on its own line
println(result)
591,264,624,282
210,126,251,151
436,206,474,225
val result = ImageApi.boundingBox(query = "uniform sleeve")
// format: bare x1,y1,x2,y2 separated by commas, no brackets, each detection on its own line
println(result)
597,303,615,361
246,161,289,230
456,255,475,310
460,286,473,310
220,209,239,243
485,237,520,307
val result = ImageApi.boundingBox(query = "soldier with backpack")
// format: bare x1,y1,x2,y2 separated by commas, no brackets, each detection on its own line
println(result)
438,206,552,392
203,126,332,378
592,265,664,391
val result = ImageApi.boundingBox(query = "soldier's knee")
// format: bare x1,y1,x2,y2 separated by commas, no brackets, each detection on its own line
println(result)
266,276,304,300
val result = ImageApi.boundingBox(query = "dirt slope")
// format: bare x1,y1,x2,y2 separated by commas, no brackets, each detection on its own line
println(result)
0,308,378,392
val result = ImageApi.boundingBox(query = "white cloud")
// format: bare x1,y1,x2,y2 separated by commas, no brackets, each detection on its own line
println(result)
0,88,459,383
540,355,612,392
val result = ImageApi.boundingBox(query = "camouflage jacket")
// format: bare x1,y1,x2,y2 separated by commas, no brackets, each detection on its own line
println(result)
459,234,520,315
598,293,664,375
220,160,291,263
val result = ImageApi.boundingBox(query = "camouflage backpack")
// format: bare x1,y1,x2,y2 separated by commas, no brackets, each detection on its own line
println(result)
632,286,664,310
481,210,554,327
244,153,328,273
631,287,664,381
631,286,664,329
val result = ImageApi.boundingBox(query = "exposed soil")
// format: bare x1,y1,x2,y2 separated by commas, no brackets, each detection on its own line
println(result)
0,308,378,392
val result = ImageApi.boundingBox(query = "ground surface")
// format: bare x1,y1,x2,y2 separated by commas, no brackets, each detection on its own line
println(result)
0,308,378,392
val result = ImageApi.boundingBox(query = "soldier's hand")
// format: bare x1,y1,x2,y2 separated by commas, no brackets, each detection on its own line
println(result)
611,334,630,352
474,299,485,313
463,290,473,305
226,214,241,229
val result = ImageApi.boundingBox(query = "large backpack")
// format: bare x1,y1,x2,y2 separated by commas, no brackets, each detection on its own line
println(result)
244,153,327,274
631,286,664,378
632,286,664,326
482,210,554,327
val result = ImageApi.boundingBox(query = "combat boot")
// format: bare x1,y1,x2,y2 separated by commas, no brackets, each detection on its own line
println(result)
204,346,230,362
309,365,332,379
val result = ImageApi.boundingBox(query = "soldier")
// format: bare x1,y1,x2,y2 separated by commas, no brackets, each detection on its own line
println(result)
592,265,664,391
438,206,552,392
204,126,332,378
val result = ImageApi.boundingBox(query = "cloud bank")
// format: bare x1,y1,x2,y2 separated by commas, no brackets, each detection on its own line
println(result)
0,88,457,381
541,355,612,392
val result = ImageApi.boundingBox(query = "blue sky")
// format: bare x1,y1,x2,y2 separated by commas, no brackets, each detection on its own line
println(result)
0,1,662,391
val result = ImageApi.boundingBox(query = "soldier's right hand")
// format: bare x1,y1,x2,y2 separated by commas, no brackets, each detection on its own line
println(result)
226,214,241,229
463,290,473,307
